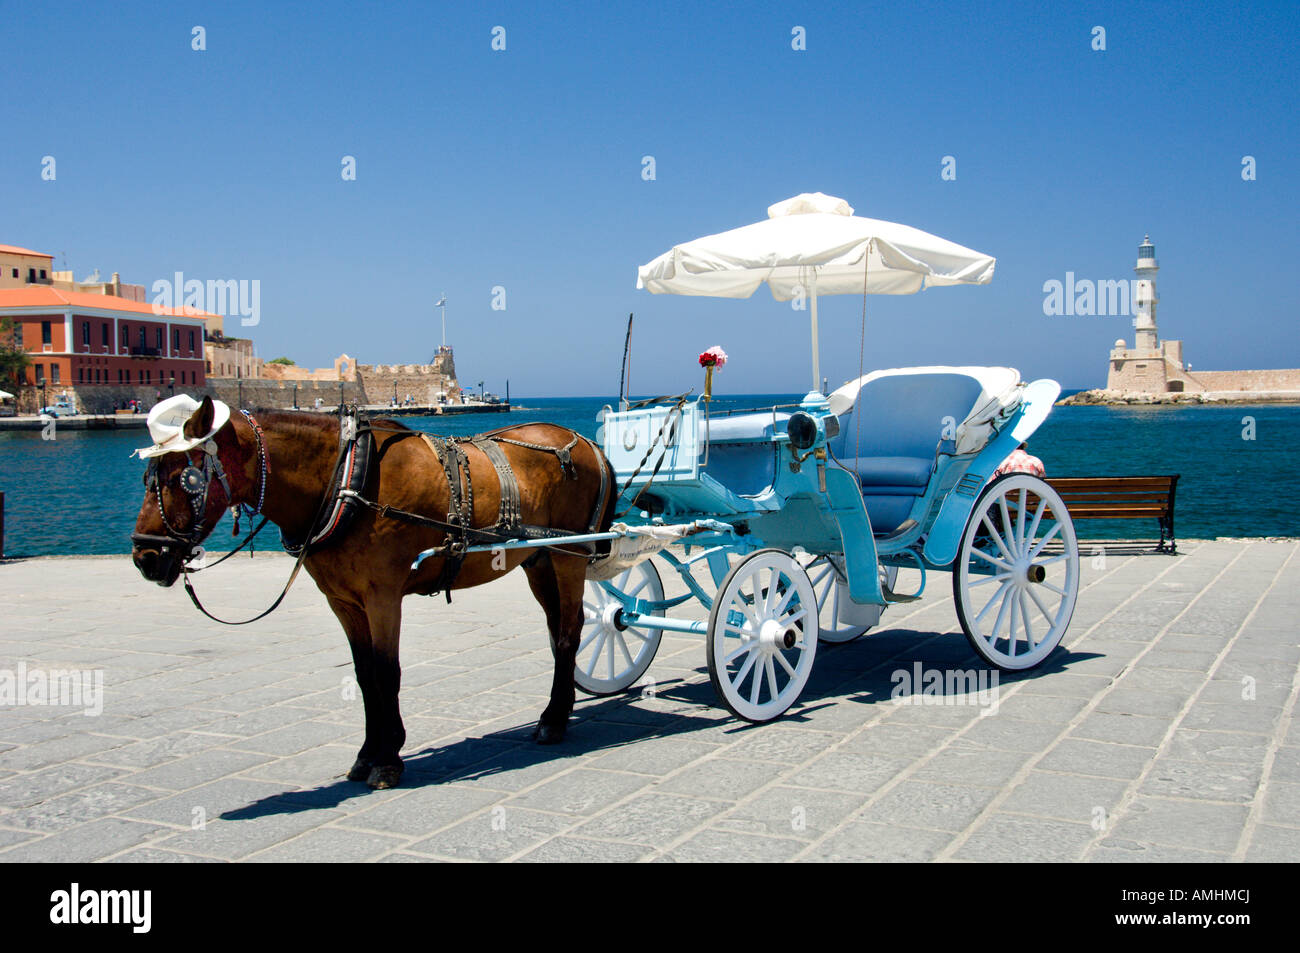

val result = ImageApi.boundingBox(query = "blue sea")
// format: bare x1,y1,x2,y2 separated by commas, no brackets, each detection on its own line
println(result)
1,393,1297,557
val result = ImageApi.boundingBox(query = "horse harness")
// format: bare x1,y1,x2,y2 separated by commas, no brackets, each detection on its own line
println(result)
300,410,610,601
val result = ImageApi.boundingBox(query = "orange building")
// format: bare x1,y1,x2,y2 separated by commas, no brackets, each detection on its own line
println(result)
0,286,214,392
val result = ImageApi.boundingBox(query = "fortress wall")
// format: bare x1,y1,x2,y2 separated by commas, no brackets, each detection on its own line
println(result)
16,378,367,415
1190,369,1300,392
357,365,458,405
204,378,367,409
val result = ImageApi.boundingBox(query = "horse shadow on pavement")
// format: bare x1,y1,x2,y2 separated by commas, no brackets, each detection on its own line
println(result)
220,631,1102,821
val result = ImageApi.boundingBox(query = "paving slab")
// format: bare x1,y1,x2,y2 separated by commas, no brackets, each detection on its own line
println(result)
0,540,1295,861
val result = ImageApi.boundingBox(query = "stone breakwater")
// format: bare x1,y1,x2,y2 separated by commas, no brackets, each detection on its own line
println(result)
1060,388,1300,406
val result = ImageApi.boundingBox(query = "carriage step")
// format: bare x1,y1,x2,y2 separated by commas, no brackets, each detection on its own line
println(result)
874,519,918,542
881,583,922,604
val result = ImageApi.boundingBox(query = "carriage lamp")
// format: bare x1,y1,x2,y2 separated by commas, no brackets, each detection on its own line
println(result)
787,411,818,450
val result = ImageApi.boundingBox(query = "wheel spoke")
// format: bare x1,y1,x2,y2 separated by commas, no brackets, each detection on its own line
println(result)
777,606,808,629
1028,520,1062,560
616,632,635,668
981,514,1016,564
990,584,1014,643
1026,584,1058,626
732,648,758,689
1015,488,1028,555
1019,590,1035,648
971,545,1012,572
724,639,752,664
1007,589,1019,656
775,649,797,678
584,631,607,675
975,579,1012,626
1039,580,1068,597
765,657,780,703
969,570,1013,588
748,656,763,705
997,495,1017,558
1025,496,1046,546
577,627,602,654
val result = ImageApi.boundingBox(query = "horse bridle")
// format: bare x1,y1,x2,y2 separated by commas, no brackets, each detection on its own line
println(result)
131,410,270,571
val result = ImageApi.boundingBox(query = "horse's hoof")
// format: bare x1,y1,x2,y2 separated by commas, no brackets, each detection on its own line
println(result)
366,764,404,789
533,722,565,745
347,758,373,782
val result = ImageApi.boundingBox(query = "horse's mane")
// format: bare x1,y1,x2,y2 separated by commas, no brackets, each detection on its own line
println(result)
244,408,414,439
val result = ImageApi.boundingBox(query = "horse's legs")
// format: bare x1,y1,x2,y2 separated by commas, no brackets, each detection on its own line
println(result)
359,595,406,788
327,597,381,783
524,552,587,744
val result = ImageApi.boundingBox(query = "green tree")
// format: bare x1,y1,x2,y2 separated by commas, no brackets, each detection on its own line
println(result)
0,317,30,387
267,356,296,366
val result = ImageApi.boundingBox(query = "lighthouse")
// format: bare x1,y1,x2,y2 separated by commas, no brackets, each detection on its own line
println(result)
1106,233,1191,393
1133,235,1159,351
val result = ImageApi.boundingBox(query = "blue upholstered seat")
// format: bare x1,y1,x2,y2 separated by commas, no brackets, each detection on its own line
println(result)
828,373,984,532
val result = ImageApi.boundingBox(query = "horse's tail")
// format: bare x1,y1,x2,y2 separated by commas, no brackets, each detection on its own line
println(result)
592,444,619,557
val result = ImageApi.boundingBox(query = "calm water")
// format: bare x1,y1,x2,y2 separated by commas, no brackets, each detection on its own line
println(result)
1,395,1296,556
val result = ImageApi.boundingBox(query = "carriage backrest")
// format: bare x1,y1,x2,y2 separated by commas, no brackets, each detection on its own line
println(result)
827,372,985,460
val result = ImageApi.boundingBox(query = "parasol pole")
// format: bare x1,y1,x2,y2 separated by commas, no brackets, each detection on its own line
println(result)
809,268,821,392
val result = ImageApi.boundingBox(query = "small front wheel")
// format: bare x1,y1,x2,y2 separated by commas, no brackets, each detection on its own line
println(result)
575,560,664,695
707,549,818,722
953,474,1079,670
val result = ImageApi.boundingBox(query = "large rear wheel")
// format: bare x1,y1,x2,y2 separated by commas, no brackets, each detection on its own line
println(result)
953,474,1079,670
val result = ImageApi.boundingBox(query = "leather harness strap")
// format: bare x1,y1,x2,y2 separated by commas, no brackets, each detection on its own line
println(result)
474,437,522,532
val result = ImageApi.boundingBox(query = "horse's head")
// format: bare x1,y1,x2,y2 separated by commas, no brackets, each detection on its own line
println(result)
131,395,238,587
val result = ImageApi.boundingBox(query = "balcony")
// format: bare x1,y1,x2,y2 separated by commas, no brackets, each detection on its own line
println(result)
129,346,162,358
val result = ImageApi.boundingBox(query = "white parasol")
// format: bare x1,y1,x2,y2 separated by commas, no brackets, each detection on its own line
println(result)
637,192,996,390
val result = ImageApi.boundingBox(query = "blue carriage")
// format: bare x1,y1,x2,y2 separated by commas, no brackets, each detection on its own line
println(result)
573,195,1081,721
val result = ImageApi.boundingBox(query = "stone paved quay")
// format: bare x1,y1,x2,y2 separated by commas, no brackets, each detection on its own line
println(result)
0,540,1296,863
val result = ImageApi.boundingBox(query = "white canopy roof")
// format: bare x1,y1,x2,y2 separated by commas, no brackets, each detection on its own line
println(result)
637,193,996,300
828,365,1024,455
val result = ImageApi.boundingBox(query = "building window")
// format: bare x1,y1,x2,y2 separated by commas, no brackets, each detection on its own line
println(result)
173,328,180,352
121,324,129,348
139,327,147,351
35,364,44,383
9,268,16,278
79,367,84,383
39,269,47,280
51,364,59,383
102,324,109,347
189,330,195,352
139,369,145,384
27,269,36,282
82,322,90,347
13,323,22,347
41,321,51,346
156,328,163,351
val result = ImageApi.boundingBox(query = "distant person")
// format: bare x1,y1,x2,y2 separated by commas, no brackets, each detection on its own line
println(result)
994,442,1046,478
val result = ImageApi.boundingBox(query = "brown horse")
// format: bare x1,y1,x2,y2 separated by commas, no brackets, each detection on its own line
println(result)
130,396,614,789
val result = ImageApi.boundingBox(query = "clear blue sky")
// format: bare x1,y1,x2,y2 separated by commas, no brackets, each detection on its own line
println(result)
3,0,1296,395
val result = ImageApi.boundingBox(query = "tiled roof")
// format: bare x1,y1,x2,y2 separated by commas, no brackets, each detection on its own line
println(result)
0,286,219,319
0,244,54,258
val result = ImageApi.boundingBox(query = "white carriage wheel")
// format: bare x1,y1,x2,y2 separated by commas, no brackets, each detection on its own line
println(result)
953,474,1079,670
707,549,819,722
802,554,897,643
574,560,664,696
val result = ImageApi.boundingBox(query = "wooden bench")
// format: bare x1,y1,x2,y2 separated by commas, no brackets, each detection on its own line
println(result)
1045,475,1179,554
